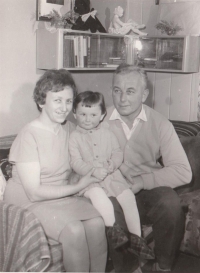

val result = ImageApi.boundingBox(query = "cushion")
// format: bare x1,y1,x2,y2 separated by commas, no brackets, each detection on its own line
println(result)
143,190,200,258
0,148,12,181
179,191,200,257
170,120,200,138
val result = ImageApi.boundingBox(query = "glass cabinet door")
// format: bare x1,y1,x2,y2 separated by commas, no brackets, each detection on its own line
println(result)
63,32,127,69
134,37,183,71
133,36,199,72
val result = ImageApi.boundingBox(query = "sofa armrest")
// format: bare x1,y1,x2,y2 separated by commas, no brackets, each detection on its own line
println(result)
176,136,200,194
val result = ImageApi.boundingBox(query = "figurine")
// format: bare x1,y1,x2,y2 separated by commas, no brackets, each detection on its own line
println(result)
108,6,147,36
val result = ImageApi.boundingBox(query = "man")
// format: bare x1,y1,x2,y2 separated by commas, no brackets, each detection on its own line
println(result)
106,64,192,272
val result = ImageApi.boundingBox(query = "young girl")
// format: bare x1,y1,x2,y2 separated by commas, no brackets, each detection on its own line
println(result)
69,91,154,259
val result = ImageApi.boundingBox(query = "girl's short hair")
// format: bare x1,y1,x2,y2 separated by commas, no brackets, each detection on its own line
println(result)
73,91,106,115
33,69,77,112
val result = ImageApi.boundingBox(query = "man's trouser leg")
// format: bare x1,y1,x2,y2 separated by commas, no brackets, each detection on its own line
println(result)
136,186,185,270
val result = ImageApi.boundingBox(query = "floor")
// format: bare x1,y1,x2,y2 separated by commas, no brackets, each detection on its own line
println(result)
106,252,200,273
169,252,200,273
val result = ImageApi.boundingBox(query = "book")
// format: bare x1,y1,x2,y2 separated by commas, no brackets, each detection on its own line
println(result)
63,35,75,68
83,36,88,67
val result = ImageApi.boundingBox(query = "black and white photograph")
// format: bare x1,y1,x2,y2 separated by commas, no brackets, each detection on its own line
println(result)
1,1,200,273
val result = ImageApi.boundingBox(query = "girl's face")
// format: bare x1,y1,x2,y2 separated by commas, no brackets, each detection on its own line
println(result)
74,103,105,130
40,86,74,125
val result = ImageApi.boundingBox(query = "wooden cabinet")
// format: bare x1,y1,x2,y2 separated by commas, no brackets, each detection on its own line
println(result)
37,28,200,72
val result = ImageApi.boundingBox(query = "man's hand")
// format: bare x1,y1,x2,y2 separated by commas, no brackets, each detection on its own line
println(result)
93,168,108,180
131,180,143,194
124,168,137,184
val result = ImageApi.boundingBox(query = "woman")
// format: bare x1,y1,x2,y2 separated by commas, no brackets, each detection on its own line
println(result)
4,69,107,272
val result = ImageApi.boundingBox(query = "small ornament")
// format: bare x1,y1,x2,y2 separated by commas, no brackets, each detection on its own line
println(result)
155,20,183,36
46,9,79,29
108,6,147,36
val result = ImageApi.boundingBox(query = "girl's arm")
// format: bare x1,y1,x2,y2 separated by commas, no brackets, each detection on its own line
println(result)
69,134,94,176
16,162,96,202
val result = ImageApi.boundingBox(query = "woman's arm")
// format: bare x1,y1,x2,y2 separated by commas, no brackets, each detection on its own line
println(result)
16,162,97,202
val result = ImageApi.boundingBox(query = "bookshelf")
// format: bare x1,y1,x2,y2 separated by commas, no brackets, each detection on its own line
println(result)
36,28,130,70
36,29,200,72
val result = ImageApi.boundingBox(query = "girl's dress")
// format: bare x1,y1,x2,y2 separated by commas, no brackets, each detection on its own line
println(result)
4,121,100,241
69,124,130,197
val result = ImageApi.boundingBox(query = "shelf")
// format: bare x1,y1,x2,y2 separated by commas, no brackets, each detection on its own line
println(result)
36,29,200,73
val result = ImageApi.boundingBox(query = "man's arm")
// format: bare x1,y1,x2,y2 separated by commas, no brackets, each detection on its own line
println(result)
120,122,192,191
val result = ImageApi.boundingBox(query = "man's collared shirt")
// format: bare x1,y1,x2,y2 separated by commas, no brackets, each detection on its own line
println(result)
109,105,147,140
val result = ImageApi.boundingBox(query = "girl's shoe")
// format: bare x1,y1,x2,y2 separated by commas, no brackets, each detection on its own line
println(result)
128,233,155,259
106,223,129,249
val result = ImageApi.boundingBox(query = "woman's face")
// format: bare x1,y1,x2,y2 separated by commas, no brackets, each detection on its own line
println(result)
40,86,74,124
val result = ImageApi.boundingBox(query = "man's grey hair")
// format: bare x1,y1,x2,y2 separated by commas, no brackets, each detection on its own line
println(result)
113,63,148,90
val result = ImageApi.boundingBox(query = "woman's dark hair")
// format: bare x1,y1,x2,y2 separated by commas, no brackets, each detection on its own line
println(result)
72,91,106,115
33,69,77,112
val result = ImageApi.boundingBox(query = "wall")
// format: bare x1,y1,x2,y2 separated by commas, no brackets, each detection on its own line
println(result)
0,0,199,137
0,0,42,137
126,0,200,121
0,0,114,137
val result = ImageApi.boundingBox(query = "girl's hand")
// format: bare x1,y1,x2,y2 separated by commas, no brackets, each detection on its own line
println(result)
93,168,108,180
78,169,100,189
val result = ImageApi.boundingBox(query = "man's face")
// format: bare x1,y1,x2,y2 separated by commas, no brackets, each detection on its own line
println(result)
112,72,148,118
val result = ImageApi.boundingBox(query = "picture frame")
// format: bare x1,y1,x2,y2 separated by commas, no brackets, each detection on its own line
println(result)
36,0,71,21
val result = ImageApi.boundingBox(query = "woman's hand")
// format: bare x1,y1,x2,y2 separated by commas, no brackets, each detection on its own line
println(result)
68,171,80,185
78,168,100,189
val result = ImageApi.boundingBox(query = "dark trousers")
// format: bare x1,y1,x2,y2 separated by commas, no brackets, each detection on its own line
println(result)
136,186,185,269
110,186,185,271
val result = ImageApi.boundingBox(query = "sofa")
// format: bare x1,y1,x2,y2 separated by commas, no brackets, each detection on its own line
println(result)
1,120,200,271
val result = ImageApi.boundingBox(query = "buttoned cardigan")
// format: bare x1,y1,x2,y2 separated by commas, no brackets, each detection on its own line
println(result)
104,105,192,190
